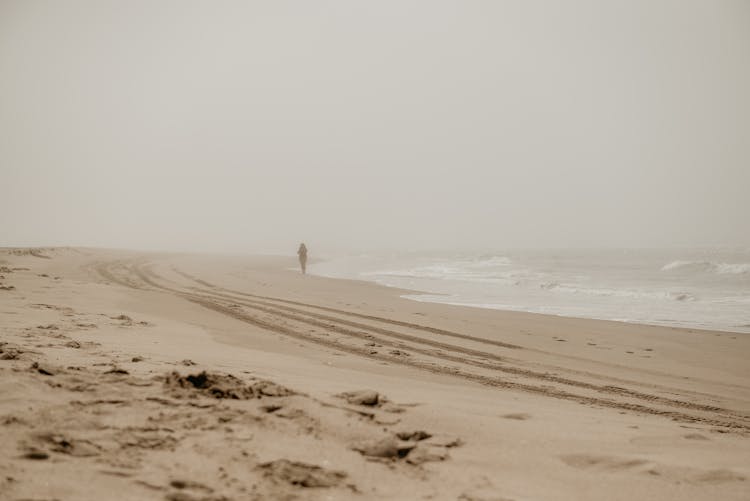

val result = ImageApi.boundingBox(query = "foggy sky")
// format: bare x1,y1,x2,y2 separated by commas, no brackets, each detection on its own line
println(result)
2,1,749,254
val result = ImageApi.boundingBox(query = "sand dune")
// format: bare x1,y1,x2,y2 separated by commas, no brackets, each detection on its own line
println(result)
1,248,748,500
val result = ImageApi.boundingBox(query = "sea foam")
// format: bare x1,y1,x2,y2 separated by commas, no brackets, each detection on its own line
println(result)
310,249,750,333
661,260,750,275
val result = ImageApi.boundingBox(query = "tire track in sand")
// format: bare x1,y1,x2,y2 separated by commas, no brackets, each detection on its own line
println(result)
95,260,750,432
158,266,746,419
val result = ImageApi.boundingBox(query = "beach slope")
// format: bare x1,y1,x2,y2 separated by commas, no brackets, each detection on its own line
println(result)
1,248,748,500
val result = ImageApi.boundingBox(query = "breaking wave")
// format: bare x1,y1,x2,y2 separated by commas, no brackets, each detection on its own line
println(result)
310,249,750,333
361,256,517,283
661,260,750,275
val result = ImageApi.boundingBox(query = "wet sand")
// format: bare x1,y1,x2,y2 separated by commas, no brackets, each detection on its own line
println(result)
1,247,749,500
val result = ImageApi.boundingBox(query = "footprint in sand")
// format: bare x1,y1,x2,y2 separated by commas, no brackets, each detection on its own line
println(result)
256,459,348,488
683,433,710,441
459,491,516,501
0,344,24,360
21,431,102,458
21,448,49,460
501,413,531,421
644,464,746,485
560,454,744,485
561,453,648,471
352,436,416,459
104,366,130,375
30,362,57,376
337,389,382,406
169,479,214,493
164,370,295,400
389,349,410,356
688,469,746,484
353,430,460,465
260,404,283,414
111,314,133,326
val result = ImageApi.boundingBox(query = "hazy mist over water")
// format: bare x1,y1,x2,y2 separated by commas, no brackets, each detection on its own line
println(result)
2,1,749,255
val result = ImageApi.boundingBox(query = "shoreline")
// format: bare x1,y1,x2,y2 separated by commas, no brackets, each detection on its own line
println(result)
308,254,750,336
399,293,750,336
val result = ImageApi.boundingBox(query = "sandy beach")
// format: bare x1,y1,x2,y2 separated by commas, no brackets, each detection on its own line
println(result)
1,247,748,500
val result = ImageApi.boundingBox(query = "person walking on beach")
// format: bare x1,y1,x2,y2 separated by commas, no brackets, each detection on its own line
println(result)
297,243,308,274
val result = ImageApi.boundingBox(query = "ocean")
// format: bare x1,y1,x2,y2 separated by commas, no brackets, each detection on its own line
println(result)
308,248,750,333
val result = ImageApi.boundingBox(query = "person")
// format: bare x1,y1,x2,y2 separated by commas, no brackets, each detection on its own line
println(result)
297,243,308,274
